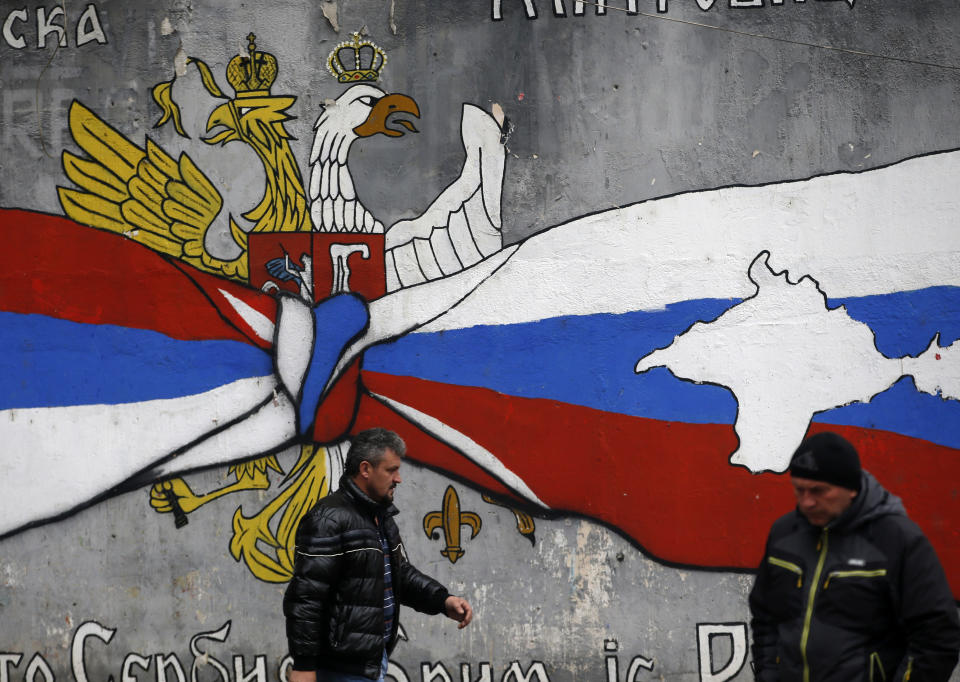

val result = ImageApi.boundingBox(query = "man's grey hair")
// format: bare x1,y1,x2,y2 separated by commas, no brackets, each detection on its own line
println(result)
345,428,406,476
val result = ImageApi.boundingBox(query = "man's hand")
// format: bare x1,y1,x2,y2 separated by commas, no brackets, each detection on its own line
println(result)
444,595,473,629
287,669,316,682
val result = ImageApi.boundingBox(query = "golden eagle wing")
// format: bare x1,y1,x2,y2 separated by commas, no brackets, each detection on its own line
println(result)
58,100,248,281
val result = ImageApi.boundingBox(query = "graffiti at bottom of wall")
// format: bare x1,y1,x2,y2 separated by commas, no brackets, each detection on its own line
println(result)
0,620,748,682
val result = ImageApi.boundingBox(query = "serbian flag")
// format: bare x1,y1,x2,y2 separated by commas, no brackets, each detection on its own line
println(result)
0,208,288,535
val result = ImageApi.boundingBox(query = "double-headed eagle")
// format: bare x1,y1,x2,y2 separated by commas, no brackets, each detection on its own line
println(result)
56,33,510,581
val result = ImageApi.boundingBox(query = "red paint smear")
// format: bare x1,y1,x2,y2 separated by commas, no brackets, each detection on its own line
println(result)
0,209,257,344
363,371,960,597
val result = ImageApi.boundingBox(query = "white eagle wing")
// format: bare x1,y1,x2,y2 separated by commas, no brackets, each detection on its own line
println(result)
384,104,505,291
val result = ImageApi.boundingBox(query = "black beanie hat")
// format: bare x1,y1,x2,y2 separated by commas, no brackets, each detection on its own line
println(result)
789,432,861,492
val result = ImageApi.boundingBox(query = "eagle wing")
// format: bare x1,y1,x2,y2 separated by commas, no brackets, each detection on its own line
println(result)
57,100,249,281
384,104,506,291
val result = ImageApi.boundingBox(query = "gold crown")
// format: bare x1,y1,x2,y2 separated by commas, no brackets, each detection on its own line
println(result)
327,33,386,83
226,33,278,97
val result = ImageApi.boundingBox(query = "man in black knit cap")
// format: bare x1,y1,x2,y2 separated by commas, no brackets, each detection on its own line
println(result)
749,431,959,682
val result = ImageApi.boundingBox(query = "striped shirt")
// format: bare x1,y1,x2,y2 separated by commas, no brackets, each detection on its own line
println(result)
379,522,395,643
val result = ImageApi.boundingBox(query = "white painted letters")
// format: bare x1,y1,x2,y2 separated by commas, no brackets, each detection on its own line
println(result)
156,655,187,682
24,655,54,682
604,640,654,682
232,656,266,682
461,663,492,682
2,4,107,48
422,662,454,682
122,654,152,682
0,654,23,682
491,0,538,20
1,623,748,681
2,9,27,49
73,621,117,682
501,662,549,682
36,6,66,48
386,661,411,682
696,624,748,682
189,623,231,682
76,4,107,46
512,0,852,15
278,656,293,682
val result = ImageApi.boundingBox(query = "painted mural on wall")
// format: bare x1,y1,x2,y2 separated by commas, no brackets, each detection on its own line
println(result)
1,1,959,680
1,27,523,584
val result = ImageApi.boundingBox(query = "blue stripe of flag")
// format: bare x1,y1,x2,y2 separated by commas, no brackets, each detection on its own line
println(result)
365,287,960,448
0,311,272,410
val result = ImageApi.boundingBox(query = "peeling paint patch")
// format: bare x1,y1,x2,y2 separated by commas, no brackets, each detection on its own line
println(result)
174,570,205,601
160,17,173,36
389,0,398,35
1,561,24,587
322,0,339,33
174,45,187,76
491,102,505,128
570,521,613,623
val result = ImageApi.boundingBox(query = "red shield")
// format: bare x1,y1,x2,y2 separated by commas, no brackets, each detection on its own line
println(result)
247,232,386,443
248,233,385,303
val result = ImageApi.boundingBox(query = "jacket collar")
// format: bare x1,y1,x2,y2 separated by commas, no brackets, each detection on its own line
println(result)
339,474,400,518
827,469,904,531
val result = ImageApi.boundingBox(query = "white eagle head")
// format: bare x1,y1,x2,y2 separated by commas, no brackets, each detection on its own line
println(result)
309,84,420,166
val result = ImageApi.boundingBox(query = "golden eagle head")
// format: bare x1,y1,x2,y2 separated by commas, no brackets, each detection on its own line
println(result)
204,94,298,147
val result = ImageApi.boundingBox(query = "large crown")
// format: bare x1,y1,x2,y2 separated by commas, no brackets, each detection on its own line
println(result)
226,33,278,97
327,33,386,83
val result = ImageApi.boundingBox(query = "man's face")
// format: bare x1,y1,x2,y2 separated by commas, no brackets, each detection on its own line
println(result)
791,476,857,527
360,449,403,504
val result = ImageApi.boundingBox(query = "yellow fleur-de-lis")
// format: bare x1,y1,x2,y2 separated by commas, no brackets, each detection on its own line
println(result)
423,486,481,564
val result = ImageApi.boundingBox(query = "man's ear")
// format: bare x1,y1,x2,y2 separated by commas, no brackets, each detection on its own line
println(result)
359,460,372,478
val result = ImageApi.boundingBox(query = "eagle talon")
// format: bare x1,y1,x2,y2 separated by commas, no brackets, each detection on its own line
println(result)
149,478,202,514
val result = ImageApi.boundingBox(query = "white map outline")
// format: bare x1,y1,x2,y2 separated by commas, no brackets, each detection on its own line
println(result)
635,251,960,473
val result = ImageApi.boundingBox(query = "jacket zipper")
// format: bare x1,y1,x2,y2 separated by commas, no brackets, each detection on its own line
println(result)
767,556,804,588
800,529,829,682
823,568,887,589
869,651,887,682
902,656,913,681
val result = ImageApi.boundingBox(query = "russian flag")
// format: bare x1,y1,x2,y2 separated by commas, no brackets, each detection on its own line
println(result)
358,149,960,597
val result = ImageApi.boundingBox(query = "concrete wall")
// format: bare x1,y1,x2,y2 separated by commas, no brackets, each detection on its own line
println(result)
2,1,959,680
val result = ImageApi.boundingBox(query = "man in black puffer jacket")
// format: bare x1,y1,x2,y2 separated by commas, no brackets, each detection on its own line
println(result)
749,432,959,682
284,428,473,682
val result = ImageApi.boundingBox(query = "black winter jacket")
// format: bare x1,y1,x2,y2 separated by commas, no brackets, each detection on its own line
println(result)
749,471,960,682
283,476,449,679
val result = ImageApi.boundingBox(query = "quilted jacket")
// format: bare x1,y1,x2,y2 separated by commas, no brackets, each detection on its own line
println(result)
283,475,449,679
